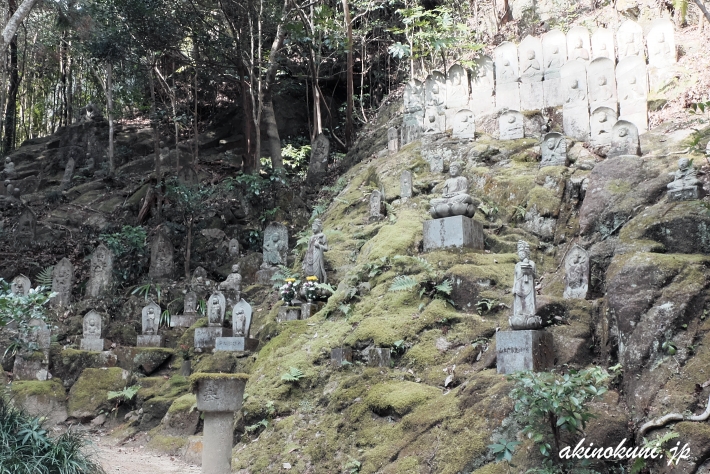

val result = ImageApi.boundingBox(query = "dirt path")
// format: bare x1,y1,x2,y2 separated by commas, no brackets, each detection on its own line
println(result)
90,436,200,474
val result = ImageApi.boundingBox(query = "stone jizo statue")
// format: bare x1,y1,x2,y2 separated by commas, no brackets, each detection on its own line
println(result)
510,240,542,330
429,162,478,219
218,264,242,304
302,218,328,283
3,157,15,178
263,234,286,267
145,307,157,335
668,158,701,192
233,307,246,337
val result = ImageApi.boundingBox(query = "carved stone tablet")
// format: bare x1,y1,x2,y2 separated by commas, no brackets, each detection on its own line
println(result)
228,238,239,257
177,166,198,186
495,42,521,111
499,111,524,140
184,291,198,315
206,292,226,327
388,127,399,154
616,56,648,132
423,106,446,134
142,302,161,335
567,26,591,62
403,79,425,116
400,170,413,199
591,28,615,60
540,133,567,167
80,310,104,351
149,231,174,279
11,275,30,296
452,109,476,139
401,114,421,145
564,245,589,299
590,107,618,148
561,60,590,141
306,133,330,185
496,330,554,374
608,120,641,158
587,57,617,111
496,82,521,111
17,208,36,240
87,243,113,298
446,64,469,111
51,258,74,307
261,222,288,268
519,35,544,111
425,71,447,108
231,298,252,338
542,29,567,107
617,20,645,61
470,56,495,116
647,19,676,90
369,190,384,221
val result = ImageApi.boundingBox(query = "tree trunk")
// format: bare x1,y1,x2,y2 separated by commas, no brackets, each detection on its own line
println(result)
342,0,353,147
107,62,115,176
694,0,710,23
185,218,192,278
241,75,256,173
147,62,162,219
3,0,18,153
60,32,68,127
262,91,283,170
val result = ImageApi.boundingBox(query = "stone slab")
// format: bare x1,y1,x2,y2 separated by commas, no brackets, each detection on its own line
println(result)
255,267,279,285
194,327,229,351
668,186,705,202
13,355,49,381
368,348,391,368
214,337,259,352
301,302,324,319
195,377,246,412
423,215,484,252
496,330,555,374
79,338,104,352
136,335,163,348
278,306,302,322
331,347,353,368
170,315,199,328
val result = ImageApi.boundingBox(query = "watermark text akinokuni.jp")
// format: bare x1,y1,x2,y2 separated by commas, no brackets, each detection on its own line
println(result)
559,438,691,466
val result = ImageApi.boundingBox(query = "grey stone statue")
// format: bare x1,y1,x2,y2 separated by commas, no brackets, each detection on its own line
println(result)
510,240,542,330
218,264,242,304
667,157,704,201
3,157,15,178
302,218,328,283
429,162,478,219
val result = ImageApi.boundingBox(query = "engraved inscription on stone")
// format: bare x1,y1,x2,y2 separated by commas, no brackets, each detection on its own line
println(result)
142,302,161,335
563,245,589,299
51,258,74,307
149,231,174,279
591,28,615,60
469,56,495,116
561,60,590,141
608,120,641,158
567,26,591,62
590,106,618,148
80,310,104,351
616,56,648,132
542,29,567,107
452,109,475,139
87,243,113,298
261,222,288,268
369,190,384,221
587,57,617,112
540,132,567,167
617,20,645,61
387,127,399,154
400,170,413,199
17,208,36,240
499,110,524,140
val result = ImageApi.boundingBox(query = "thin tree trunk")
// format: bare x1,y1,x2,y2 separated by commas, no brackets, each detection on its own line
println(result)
3,0,18,153
67,41,73,124
694,0,710,23
107,62,115,176
0,0,40,51
147,61,162,219
193,48,198,165
342,0,353,147
185,218,192,278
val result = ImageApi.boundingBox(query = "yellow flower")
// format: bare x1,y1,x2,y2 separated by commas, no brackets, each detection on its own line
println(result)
285,278,296,283
306,276,318,282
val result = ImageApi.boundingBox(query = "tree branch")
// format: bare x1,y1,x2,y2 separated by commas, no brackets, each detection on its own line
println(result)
638,394,710,439
694,0,710,23
1,0,40,50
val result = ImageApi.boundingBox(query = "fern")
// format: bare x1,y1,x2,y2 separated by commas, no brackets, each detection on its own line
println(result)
339,304,353,317
434,279,452,295
281,367,305,382
384,202,397,223
107,385,140,404
389,275,418,292
36,266,53,286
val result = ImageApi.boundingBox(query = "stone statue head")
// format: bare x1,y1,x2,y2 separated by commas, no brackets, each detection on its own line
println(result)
5,157,10,164
231,264,241,274
678,157,690,170
618,127,628,138
597,76,607,86
517,240,530,261
449,162,462,177
575,37,583,48
600,43,607,51
629,76,637,85
526,50,535,60
507,115,516,124
552,46,559,54
271,234,279,243
597,112,608,123
546,138,556,150
503,59,510,66
570,79,579,90
312,218,323,233
657,32,665,43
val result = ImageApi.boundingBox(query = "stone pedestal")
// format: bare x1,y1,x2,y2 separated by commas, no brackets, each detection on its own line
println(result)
301,302,324,319
331,347,353,368
277,306,302,322
255,267,279,284
137,335,163,348
195,376,247,474
171,314,199,328
13,353,49,381
368,348,391,368
80,338,104,352
180,360,192,377
194,327,230,352
496,330,555,374
668,186,705,202
423,216,485,251
214,337,259,352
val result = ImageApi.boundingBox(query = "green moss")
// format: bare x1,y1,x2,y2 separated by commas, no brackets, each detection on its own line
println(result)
146,434,187,455
67,367,131,418
189,372,249,392
168,394,197,414
11,379,64,399
525,186,561,217
358,210,423,261
178,318,208,348
365,381,440,417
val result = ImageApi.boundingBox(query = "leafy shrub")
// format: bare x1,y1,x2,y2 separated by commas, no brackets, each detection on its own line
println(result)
0,279,53,331
280,367,305,383
99,225,147,257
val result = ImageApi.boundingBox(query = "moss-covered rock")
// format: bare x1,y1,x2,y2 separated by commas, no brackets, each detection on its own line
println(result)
11,379,68,426
67,367,133,420
365,381,440,417
52,349,118,389
156,394,199,436
114,347,174,375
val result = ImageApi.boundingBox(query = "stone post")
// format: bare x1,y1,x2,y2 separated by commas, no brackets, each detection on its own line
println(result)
192,374,248,474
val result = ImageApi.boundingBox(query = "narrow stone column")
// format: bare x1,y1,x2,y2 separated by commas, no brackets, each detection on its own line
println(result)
192,373,249,474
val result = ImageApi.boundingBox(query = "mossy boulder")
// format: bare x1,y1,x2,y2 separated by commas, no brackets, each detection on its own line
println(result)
52,349,118,389
365,381,441,417
67,367,133,420
157,394,199,436
192,351,253,374
11,379,68,426
114,347,174,375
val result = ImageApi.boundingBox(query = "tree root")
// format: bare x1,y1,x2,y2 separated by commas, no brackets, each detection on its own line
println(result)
638,394,710,439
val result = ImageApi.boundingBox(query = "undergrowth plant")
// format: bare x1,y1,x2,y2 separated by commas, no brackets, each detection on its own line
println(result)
388,256,454,307
0,279,53,333
107,385,140,417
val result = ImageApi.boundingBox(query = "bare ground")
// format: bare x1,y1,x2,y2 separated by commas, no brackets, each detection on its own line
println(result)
89,435,200,474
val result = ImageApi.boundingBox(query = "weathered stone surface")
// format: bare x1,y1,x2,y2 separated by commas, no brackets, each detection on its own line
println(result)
11,379,68,426
87,243,113,298
608,120,640,158
306,133,330,185
499,110,524,140
429,162,477,218
228,238,239,257
591,28,615,60
302,218,328,283
496,82,521,112
387,127,399,154
667,157,705,201
566,26,591,62
510,240,541,330
149,231,174,279
177,165,198,185
518,35,544,111
495,42,521,110
564,245,589,299
218,264,241,307
540,132,567,167
647,19,676,90
142,302,161,335
470,56,495,116
205,292,226,327
590,106,618,148
401,114,421,145
587,57,617,112
170,314,199,328
400,171,413,199
452,109,475,139
423,215,484,251
423,105,446,134
160,394,199,437
404,79,424,116
51,257,74,307
301,302,324,319
10,275,30,295
369,189,384,221
17,208,36,240
261,222,288,269
195,376,246,412
137,335,163,348
542,29,567,107
429,155,444,173
445,64,469,111
423,72,447,134
277,306,301,322
331,347,353,367
496,330,555,374
68,367,132,419
214,337,258,352
368,348,391,367
80,310,104,352
617,56,648,132
617,19,645,60
232,298,252,337
561,60,590,141
194,327,228,351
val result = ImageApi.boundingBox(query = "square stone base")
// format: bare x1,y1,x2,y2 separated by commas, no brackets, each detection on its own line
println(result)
13,354,49,381
423,215,484,251
215,337,259,352
278,306,302,322
171,314,199,328
331,347,353,368
194,327,230,351
301,302,324,319
256,267,279,284
668,186,704,202
137,335,163,348
496,330,555,374
80,338,104,352
368,348,391,368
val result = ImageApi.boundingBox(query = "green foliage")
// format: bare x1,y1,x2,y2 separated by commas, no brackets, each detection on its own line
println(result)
107,385,140,403
165,180,214,217
0,279,53,331
387,256,454,307
662,340,677,355
244,401,276,435
389,275,418,292
509,367,612,459
476,298,500,315
688,100,710,115
35,267,54,287
344,457,362,473
99,225,147,257
478,202,499,221
280,367,305,383
0,395,105,473
631,431,679,474
130,283,162,304
281,142,311,174
511,205,527,222
160,309,171,328
488,438,520,463
390,339,406,356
